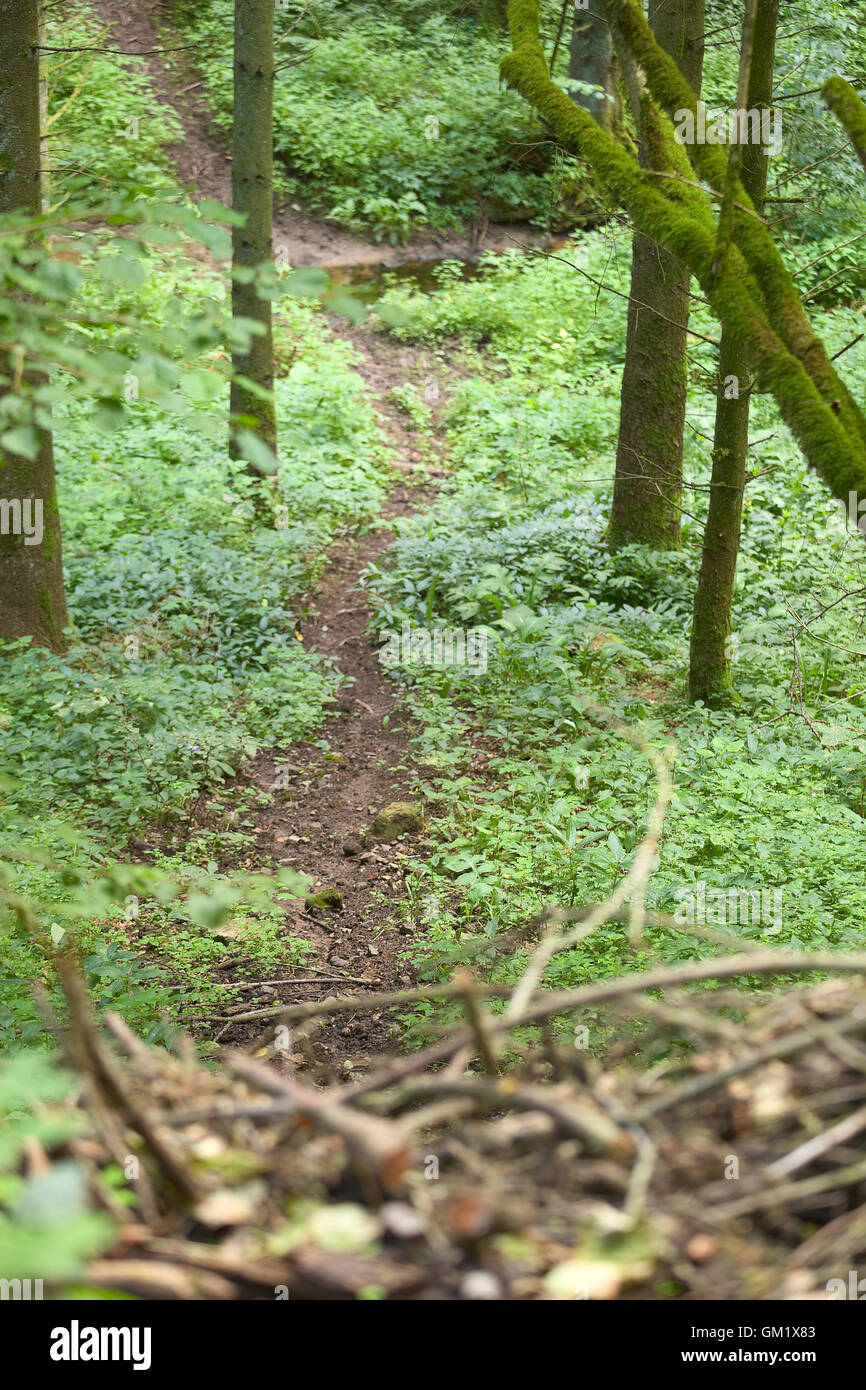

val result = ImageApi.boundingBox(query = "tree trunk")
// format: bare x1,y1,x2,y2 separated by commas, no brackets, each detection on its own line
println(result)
607,0,704,551
569,1,619,129
688,0,778,705
501,3,866,504
0,0,68,651
230,0,277,476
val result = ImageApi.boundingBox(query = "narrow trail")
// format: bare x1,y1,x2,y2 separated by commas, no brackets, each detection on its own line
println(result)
87,0,474,1062
230,332,458,1064
88,0,547,272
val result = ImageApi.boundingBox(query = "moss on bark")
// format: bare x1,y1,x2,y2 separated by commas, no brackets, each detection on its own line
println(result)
502,0,866,512
230,0,278,477
608,231,692,549
607,0,866,466
824,78,866,176
608,1,704,551
688,0,777,707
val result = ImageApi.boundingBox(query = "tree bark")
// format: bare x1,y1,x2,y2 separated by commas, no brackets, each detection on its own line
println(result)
501,2,866,525
569,1,619,129
230,0,278,476
605,0,866,479
689,0,778,705
0,0,68,651
607,0,704,551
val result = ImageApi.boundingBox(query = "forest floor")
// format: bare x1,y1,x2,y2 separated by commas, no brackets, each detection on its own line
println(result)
89,0,548,272
85,0,493,1063
215,329,460,1064
8,0,866,1308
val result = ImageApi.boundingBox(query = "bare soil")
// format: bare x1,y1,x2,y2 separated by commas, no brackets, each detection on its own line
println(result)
221,331,458,1065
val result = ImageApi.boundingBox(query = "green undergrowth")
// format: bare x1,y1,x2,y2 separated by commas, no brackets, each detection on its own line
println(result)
363,233,866,1050
45,2,183,202
0,236,391,1049
167,0,582,242
4,10,396,1051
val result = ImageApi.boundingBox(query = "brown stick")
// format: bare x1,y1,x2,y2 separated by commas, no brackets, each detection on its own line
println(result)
380,1076,630,1155
226,1054,412,1192
344,951,866,1106
57,953,201,1202
453,969,499,1075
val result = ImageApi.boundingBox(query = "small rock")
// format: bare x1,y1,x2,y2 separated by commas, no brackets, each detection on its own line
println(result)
382,1202,426,1239
342,834,364,857
194,1188,260,1228
329,955,350,968
460,1271,501,1301
212,923,244,943
685,1234,716,1263
305,887,343,914
366,801,425,844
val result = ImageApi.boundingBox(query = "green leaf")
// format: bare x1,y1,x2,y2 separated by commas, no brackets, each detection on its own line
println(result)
0,1211,115,1281
197,198,243,225
283,267,330,298
180,368,225,405
96,255,148,288
0,425,41,459
0,1054,74,1113
372,302,411,328
195,224,232,260
322,290,366,325
234,428,278,477
13,1161,88,1227
90,398,127,432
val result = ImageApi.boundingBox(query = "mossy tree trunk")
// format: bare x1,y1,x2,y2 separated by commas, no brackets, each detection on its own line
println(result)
689,0,778,705
608,0,704,551
230,0,278,480
602,0,866,491
0,0,68,651
500,1,866,536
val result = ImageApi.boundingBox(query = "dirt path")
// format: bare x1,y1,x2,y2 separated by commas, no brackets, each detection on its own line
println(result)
88,0,475,1065
88,0,547,271
219,332,457,1065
